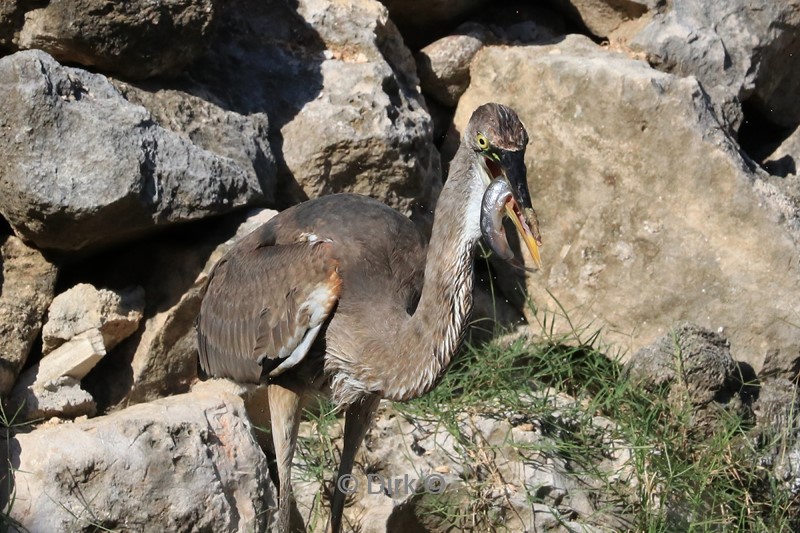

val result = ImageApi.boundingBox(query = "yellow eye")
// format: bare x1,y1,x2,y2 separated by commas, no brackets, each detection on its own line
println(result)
476,133,489,149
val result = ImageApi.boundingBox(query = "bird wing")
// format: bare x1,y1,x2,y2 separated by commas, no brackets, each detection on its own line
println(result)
197,236,341,384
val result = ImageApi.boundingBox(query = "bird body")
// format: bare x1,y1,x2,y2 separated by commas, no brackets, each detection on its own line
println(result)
197,103,542,532
200,193,428,397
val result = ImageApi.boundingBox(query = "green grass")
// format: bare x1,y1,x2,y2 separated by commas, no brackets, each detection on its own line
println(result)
295,305,799,532
400,322,797,532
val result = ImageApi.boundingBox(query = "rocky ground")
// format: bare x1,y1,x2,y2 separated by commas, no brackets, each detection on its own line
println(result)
0,0,799,531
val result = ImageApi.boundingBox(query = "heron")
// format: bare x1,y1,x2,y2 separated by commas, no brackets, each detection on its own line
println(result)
196,103,542,532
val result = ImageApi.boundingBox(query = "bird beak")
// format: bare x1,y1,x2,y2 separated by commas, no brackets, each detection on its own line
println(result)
497,150,543,269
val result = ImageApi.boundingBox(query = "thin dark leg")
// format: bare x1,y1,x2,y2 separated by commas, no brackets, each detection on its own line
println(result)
268,384,304,533
329,394,380,533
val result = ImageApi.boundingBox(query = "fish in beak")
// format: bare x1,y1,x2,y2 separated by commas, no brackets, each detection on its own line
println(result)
480,150,543,269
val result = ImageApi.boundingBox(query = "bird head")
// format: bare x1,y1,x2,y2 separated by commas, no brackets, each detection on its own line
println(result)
466,103,543,269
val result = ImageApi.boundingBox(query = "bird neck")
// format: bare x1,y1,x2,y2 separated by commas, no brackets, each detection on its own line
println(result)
387,145,485,400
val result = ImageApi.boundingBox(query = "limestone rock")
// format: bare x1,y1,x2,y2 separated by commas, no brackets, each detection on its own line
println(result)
0,235,58,397
17,0,219,79
753,379,800,506
274,0,441,223
753,378,800,435
114,84,276,204
9,375,98,420
627,323,741,407
626,0,800,130
0,50,271,251
416,25,489,108
175,0,441,222
418,12,562,143
626,324,759,438
43,284,145,354
415,11,567,110
35,328,106,385
2,380,273,532
9,329,106,420
454,36,800,377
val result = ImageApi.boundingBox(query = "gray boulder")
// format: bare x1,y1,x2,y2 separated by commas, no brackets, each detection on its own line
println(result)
124,0,441,230
0,235,58,397
415,9,567,110
416,25,490,108
2,380,273,532
16,0,220,79
0,50,272,251
269,0,441,223
752,378,800,508
115,84,276,203
454,36,800,379
626,0,800,130
627,324,755,438
627,323,742,407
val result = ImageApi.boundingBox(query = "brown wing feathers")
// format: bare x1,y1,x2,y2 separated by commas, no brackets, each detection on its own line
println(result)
197,237,341,384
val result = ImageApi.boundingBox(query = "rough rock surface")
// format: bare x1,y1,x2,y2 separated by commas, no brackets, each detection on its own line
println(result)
0,50,272,251
273,0,441,222
2,380,273,532
9,328,106,420
42,283,145,354
114,84,276,205
0,235,58,397
454,36,800,378
124,0,441,229
17,0,219,79
627,324,745,408
753,379,800,504
415,15,563,112
10,377,97,420
416,24,489,108
626,0,800,130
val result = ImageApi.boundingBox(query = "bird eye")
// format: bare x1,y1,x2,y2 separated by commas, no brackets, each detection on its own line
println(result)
476,133,489,149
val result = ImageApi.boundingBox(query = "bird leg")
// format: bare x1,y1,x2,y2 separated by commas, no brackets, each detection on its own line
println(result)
329,394,380,533
268,383,304,533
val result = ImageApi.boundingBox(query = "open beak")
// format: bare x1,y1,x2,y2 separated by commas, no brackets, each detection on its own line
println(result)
505,201,542,269
481,150,543,269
